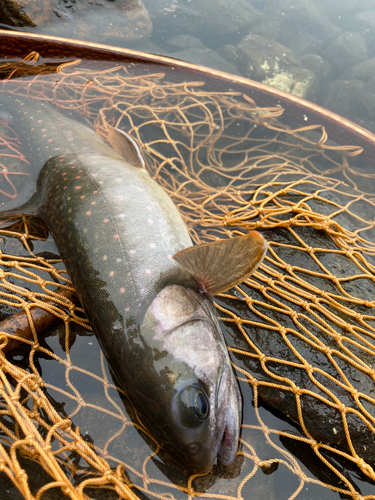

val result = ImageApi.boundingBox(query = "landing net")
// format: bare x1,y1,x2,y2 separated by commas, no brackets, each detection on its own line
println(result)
0,53,374,500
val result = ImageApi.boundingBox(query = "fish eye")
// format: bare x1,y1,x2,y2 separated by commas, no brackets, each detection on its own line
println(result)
172,383,210,427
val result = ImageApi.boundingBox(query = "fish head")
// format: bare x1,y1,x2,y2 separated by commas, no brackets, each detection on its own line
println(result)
139,284,242,474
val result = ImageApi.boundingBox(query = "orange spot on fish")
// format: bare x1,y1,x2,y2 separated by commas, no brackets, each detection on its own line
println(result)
76,186,81,190
120,288,125,294
93,190,98,194
104,219,109,223
76,176,80,179
81,196,85,199
86,211,91,215
103,255,107,260
114,235,119,240
145,269,151,275
117,195,123,200
91,201,96,205
109,271,114,277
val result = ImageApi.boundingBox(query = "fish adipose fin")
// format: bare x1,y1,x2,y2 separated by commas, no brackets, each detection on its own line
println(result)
172,231,267,296
108,127,146,169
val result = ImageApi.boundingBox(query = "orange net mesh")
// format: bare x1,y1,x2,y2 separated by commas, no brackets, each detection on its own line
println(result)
0,53,374,499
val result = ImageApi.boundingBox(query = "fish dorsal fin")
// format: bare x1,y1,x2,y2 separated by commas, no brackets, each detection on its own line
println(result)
108,127,145,169
173,231,267,296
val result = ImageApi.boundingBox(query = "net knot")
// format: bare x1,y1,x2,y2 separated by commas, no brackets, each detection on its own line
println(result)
321,218,331,229
337,402,347,413
0,270,5,279
285,264,293,274
103,468,113,478
290,310,299,320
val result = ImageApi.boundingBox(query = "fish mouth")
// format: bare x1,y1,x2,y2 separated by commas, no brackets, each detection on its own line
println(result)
217,383,241,466
218,424,235,465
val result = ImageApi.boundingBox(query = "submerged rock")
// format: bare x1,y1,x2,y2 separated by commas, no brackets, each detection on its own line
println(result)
0,0,152,45
142,0,261,44
218,218,375,467
163,35,241,75
236,34,315,98
323,31,368,75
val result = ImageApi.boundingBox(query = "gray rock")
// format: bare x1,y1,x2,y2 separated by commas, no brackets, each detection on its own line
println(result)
261,0,341,44
165,47,241,76
323,32,368,75
300,53,332,101
220,221,375,466
358,77,375,119
341,57,375,82
314,0,360,17
323,79,366,121
236,34,315,98
217,44,241,68
165,34,207,51
354,9,375,28
278,31,324,57
142,0,262,43
1,0,153,45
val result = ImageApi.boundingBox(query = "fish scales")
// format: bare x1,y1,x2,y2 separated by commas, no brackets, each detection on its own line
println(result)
0,94,267,474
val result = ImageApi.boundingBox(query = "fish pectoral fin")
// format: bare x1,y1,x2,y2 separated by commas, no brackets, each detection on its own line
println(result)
172,231,268,296
108,127,146,169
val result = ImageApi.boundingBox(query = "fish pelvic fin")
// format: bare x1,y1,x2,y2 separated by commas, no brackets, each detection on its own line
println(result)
108,127,146,169
172,231,267,296
0,192,44,232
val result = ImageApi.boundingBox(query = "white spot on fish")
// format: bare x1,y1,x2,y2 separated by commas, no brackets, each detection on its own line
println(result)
130,250,135,254
103,255,107,260
109,271,114,277
150,243,156,248
148,219,153,224
117,195,123,200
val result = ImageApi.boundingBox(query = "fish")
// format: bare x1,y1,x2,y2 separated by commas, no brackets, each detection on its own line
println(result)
0,93,267,474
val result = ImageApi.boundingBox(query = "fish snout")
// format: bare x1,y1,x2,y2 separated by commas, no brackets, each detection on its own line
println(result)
216,368,242,466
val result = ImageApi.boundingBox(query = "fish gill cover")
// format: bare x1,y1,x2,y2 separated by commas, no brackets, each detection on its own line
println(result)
0,53,373,499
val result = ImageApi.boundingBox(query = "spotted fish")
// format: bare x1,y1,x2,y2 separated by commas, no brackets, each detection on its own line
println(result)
0,94,267,473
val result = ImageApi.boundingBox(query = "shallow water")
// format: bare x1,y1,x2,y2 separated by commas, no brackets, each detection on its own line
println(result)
0,8,375,500
1,0,375,134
